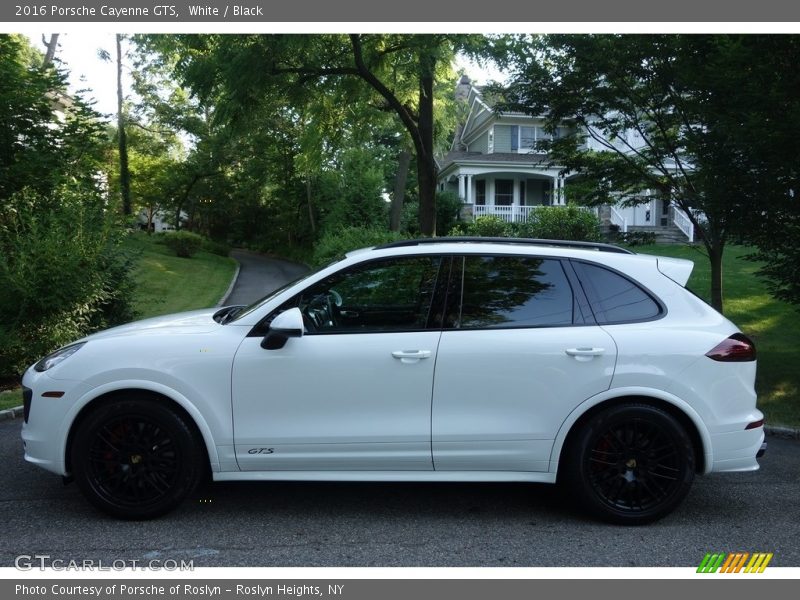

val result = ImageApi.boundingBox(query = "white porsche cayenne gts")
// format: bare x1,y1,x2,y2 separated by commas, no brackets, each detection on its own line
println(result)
21,238,765,524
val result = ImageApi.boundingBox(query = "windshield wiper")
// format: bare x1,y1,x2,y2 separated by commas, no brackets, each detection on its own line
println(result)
214,305,245,324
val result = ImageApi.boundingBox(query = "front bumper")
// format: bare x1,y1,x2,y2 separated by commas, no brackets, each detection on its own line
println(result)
21,368,84,477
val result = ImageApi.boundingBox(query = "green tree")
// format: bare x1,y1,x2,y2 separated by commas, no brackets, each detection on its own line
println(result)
0,34,136,376
142,34,472,235
502,34,777,312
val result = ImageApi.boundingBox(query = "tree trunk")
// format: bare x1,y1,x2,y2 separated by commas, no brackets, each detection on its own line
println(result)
416,50,437,236
390,150,411,232
42,34,59,67
306,177,317,235
709,243,724,313
116,35,132,216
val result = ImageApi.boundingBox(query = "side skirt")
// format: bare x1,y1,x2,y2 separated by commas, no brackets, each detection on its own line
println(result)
212,471,558,483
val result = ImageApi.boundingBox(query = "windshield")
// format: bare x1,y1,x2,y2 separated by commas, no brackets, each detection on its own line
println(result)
228,266,323,323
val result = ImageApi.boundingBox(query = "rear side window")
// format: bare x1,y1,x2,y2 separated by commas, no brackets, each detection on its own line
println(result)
572,261,662,324
457,256,575,328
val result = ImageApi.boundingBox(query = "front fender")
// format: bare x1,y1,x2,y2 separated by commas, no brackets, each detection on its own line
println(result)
60,379,222,475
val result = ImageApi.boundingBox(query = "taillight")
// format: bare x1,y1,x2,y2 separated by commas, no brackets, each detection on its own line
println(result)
705,333,757,362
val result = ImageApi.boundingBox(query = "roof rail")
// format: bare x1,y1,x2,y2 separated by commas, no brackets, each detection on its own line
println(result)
375,237,634,254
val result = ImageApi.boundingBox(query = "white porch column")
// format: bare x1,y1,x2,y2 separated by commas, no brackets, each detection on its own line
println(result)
466,174,473,204
513,179,520,206
558,176,565,205
457,174,466,202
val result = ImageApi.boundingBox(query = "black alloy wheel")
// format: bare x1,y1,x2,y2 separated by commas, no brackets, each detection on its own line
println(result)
71,396,204,519
563,403,695,525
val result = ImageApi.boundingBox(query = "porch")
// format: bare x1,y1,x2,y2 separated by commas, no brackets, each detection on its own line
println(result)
473,204,599,223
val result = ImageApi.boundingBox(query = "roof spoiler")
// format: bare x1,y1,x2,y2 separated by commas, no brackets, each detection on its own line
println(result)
657,257,694,287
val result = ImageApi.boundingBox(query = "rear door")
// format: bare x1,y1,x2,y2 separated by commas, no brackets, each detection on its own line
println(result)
431,254,617,472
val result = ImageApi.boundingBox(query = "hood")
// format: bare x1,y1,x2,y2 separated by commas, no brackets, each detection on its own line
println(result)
82,308,220,341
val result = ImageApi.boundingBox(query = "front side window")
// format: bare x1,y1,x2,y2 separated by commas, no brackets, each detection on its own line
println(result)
296,256,443,333
454,256,575,329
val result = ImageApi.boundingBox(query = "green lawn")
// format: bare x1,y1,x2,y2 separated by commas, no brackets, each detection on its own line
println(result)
634,244,799,427
124,233,237,319
0,389,22,411
1,234,237,412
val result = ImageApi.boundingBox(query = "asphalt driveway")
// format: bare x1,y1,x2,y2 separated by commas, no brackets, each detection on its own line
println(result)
223,249,309,307
2,418,798,567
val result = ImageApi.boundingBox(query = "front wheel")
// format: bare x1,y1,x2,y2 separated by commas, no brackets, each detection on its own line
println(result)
562,404,695,525
70,396,204,519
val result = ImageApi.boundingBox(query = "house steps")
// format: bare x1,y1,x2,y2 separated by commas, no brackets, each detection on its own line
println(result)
626,225,692,244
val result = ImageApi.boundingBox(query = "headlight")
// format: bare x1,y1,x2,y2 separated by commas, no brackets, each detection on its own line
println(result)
33,342,86,372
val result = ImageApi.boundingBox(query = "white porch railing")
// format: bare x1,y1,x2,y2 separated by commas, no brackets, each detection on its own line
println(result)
609,205,628,233
473,204,597,224
671,207,694,242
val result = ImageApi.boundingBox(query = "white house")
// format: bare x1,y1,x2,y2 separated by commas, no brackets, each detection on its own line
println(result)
437,76,695,242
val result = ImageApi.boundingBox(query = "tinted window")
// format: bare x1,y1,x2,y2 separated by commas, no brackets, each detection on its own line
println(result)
297,256,442,333
572,261,662,323
457,256,574,328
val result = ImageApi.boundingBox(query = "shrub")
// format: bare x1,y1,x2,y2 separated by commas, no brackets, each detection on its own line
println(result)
0,187,137,377
448,215,513,238
435,191,463,236
163,231,204,258
203,239,231,256
312,227,406,267
619,230,656,246
518,206,602,242
320,148,388,233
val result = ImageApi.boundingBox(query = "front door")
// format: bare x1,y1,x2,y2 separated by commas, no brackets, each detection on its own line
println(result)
232,255,445,471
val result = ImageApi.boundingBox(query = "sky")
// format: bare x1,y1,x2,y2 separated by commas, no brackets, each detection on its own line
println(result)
27,32,121,117
26,33,506,120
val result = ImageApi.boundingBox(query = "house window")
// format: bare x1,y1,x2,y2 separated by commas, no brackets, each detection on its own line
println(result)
536,127,551,143
520,127,535,150
511,125,519,151
495,179,513,206
519,180,526,206
488,129,494,153
475,180,486,205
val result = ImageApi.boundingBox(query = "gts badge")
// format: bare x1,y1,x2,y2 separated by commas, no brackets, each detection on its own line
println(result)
247,447,275,454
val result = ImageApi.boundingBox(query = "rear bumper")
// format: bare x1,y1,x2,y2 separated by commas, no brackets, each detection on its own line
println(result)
709,427,765,473
757,441,767,459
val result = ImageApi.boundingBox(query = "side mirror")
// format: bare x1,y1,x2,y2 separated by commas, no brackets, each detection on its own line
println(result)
261,307,304,350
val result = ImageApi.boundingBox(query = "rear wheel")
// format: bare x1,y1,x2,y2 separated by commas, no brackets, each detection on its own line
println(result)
71,396,204,519
563,404,695,525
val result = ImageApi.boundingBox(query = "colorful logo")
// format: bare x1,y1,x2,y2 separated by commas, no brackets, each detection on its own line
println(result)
697,552,773,573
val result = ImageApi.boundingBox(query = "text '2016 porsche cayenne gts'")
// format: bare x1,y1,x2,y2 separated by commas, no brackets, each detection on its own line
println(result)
21,238,765,524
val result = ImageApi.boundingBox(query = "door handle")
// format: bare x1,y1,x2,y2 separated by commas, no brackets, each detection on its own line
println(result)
391,350,432,363
565,347,605,361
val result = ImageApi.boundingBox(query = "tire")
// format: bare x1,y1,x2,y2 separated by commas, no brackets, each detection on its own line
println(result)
562,403,695,525
70,396,204,520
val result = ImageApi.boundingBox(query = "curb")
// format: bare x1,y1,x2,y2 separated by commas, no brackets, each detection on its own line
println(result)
216,260,241,307
764,425,800,439
0,406,23,421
